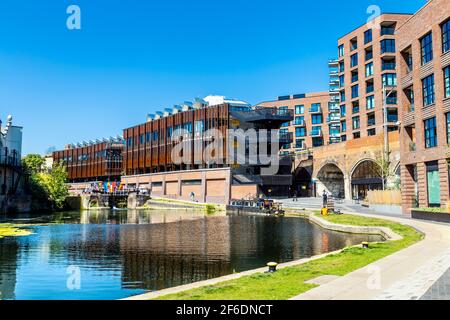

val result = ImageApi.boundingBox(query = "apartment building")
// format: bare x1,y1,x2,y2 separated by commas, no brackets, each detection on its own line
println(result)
0,115,22,198
336,13,412,142
398,0,450,211
256,92,332,152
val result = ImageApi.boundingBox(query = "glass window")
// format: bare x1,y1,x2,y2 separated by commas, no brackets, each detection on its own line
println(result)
444,66,450,98
352,101,359,114
365,47,373,61
295,105,304,115
339,75,345,87
352,116,360,130
366,81,374,94
340,90,346,103
294,116,305,125
364,29,372,44
382,73,397,86
422,74,435,106
295,127,306,137
341,135,347,142
424,117,437,148
443,19,450,53
421,32,433,65
367,128,376,136
351,85,359,99
366,95,375,110
447,113,450,145
350,53,358,68
311,114,323,124
365,62,374,77
381,39,396,53
353,132,361,139
340,105,346,117
295,139,305,149
312,137,324,147
338,44,344,57
341,121,347,132
339,61,345,73
195,120,204,134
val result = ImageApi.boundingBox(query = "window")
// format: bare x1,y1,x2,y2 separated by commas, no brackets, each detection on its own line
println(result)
341,135,347,142
421,32,433,65
424,117,437,148
381,26,395,36
422,74,435,106
338,44,345,57
365,62,374,77
350,38,358,51
139,134,145,145
339,75,345,87
443,19,450,53
312,137,324,147
367,113,376,126
353,132,361,139
295,105,304,114
367,128,376,136
447,113,450,145
294,116,304,125
340,90,346,103
311,114,323,124
444,66,450,98
153,130,159,141
295,127,306,137
195,120,204,134
340,105,346,117
365,47,373,61
364,29,372,44
382,73,397,86
351,85,359,99
339,61,345,73
381,39,396,53
366,81,374,94
295,139,305,149
352,101,359,114
351,71,358,83
127,137,133,147
366,95,375,110
352,116,360,130
341,121,347,132
350,53,358,68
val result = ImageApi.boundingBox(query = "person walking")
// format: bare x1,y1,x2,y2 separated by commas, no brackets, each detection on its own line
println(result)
322,190,328,208
293,190,298,202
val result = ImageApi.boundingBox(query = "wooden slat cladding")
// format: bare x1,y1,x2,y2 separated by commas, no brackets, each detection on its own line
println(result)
53,141,124,182
123,104,230,175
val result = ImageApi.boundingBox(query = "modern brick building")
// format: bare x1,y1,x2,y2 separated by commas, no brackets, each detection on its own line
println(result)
53,136,124,183
398,0,450,212
121,96,294,203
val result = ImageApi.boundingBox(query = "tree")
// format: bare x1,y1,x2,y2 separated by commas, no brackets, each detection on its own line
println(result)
22,154,45,174
374,150,398,190
35,161,69,210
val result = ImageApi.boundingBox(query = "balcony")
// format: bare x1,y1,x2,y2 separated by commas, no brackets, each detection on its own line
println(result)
278,132,294,144
381,27,395,36
387,115,399,123
382,62,396,71
327,115,341,124
309,105,322,113
309,129,323,137
294,120,306,127
328,59,339,68
231,107,294,124
386,96,398,105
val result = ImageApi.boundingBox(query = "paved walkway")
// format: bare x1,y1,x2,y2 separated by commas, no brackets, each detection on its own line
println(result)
290,211,450,300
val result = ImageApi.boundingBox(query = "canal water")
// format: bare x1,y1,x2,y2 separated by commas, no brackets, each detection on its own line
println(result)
0,210,382,300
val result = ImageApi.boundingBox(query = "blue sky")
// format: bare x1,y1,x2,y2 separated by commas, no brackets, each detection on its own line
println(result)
0,0,424,155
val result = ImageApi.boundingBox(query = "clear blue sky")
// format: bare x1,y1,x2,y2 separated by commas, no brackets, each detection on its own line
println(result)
0,0,425,155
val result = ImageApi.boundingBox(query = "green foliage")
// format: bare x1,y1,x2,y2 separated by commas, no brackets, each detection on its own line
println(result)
24,155,69,211
0,224,32,239
155,213,422,300
22,154,45,174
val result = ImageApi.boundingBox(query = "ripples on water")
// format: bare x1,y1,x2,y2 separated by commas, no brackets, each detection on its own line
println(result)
0,210,382,300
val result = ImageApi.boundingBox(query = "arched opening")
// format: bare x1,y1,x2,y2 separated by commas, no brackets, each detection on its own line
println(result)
293,166,312,197
317,163,345,199
351,159,382,200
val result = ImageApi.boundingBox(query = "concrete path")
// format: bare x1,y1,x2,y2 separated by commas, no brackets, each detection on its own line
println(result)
291,212,450,300
279,197,404,218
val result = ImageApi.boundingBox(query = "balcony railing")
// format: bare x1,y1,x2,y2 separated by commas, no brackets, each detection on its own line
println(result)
382,62,396,71
327,116,341,123
309,130,323,137
386,96,398,105
387,115,399,123
309,106,322,113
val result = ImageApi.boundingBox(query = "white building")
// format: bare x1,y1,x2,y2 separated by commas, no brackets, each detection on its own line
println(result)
0,115,23,197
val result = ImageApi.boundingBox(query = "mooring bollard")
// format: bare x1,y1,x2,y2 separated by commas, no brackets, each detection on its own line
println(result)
267,262,278,273
362,242,369,249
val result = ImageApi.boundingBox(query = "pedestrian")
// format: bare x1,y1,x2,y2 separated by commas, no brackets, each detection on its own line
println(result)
190,191,195,202
293,190,298,202
322,190,328,208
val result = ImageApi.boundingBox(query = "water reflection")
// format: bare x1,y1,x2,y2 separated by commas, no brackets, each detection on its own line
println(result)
0,210,382,300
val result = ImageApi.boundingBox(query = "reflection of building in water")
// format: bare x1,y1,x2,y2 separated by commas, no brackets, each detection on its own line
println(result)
119,216,231,291
0,240,19,300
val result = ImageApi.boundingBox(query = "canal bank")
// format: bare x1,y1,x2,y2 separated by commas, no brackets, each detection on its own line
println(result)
125,212,421,300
